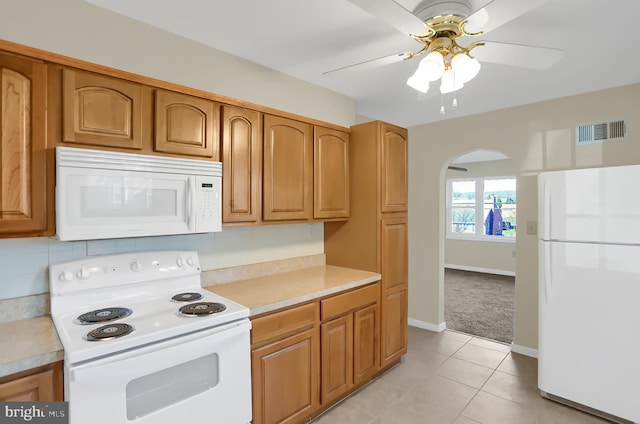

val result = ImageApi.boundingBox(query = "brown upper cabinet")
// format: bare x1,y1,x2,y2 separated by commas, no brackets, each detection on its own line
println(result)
221,105,262,224
381,123,408,213
154,89,219,159
0,44,354,238
0,52,48,237
262,114,313,222
314,127,349,220
62,68,146,150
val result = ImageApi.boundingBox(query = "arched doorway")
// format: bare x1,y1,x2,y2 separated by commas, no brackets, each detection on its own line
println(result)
442,149,516,343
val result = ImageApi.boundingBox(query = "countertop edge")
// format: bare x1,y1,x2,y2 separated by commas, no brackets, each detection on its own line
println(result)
1,350,64,379
248,274,381,317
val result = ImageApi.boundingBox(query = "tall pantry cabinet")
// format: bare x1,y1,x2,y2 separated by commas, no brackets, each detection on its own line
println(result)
324,120,408,369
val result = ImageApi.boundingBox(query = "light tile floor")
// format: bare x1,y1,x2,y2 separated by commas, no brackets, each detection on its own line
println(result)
313,327,612,424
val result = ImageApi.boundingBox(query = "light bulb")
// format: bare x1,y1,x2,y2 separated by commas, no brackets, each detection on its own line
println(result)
451,53,481,83
419,51,445,81
440,69,464,93
406,72,430,93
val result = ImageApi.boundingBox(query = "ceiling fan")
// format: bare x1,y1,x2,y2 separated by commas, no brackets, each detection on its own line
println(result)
327,0,564,99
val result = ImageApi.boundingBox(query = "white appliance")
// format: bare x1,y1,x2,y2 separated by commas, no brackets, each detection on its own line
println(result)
55,146,222,241
538,165,640,424
49,251,252,424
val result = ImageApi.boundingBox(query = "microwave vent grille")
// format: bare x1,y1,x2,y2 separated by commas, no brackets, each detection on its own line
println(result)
56,147,221,176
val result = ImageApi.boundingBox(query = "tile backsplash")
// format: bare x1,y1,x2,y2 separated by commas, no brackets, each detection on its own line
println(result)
0,223,324,300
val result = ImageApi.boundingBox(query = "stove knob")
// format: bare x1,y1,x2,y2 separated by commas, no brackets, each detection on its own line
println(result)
176,257,185,267
77,267,90,280
59,270,74,282
130,261,143,272
186,256,195,267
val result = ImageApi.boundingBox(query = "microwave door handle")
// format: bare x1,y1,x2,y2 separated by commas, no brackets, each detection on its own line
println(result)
186,177,194,230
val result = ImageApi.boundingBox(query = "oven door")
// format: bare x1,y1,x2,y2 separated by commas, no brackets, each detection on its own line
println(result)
66,320,251,424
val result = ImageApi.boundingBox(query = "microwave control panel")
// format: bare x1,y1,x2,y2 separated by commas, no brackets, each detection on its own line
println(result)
194,175,222,232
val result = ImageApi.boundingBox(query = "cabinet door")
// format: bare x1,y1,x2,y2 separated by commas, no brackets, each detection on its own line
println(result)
0,53,47,235
252,328,319,424
221,106,261,223
63,68,144,149
381,217,408,292
0,368,56,402
314,127,349,219
320,314,353,405
155,89,219,159
380,287,408,368
380,123,408,213
263,115,313,221
353,304,379,385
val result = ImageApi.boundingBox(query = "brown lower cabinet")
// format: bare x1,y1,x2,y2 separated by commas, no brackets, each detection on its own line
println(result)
320,283,379,405
252,328,319,424
250,283,384,424
251,302,319,424
0,362,63,402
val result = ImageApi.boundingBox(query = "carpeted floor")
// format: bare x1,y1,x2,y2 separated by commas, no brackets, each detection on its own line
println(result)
444,268,514,343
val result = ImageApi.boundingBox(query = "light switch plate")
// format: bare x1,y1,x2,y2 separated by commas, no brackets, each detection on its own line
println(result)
526,221,538,235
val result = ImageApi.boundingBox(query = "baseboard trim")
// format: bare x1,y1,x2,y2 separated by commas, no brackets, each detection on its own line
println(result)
510,343,538,358
408,318,446,332
445,263,515,277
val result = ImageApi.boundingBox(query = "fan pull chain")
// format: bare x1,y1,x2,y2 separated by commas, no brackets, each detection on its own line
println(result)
440,93,446,115
452,72,458,107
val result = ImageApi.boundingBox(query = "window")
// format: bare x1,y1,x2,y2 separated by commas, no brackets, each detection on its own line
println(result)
447,176,516,241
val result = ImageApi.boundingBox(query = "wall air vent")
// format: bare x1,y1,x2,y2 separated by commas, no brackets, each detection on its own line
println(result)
576,120,627,145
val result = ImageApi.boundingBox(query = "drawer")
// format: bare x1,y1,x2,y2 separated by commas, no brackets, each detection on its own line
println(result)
251,302,317,345
321,283,378,321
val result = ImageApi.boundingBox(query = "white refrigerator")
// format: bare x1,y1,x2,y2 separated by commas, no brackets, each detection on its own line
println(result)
538,165,640,424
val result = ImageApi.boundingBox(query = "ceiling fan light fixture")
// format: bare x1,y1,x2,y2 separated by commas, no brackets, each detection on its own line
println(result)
407,72,430,93
419,51,445,81
451,53,481,83
440,68,463,93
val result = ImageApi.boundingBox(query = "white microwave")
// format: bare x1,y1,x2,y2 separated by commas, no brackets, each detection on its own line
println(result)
55,147,222,241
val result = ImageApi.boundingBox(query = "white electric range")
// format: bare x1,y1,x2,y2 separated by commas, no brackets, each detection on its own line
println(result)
49,250,252,424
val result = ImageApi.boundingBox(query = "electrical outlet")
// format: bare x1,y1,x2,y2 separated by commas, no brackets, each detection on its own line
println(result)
526,221,538,235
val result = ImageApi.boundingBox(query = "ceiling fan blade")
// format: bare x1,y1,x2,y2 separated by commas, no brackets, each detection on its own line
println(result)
323,51,410,75
473,41,564,70
346,0,426,36
465,0,550,35
448,166,468,172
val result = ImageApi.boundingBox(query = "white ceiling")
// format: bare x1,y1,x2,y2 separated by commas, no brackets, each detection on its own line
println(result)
85,0,640,128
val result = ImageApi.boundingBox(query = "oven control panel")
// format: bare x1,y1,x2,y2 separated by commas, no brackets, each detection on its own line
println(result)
49,251,202,296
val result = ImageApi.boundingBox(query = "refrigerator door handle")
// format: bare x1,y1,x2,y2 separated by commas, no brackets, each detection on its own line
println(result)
544,243,552,304
543,177,552,240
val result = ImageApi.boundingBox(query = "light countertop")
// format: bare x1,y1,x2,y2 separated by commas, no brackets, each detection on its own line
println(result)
206,265,381,316
0,265,379,378
0,316,63,378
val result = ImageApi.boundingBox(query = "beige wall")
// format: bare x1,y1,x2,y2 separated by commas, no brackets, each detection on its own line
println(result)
0,0,355,127
0,0,356,300
445,159,516,274
409,83,640,350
